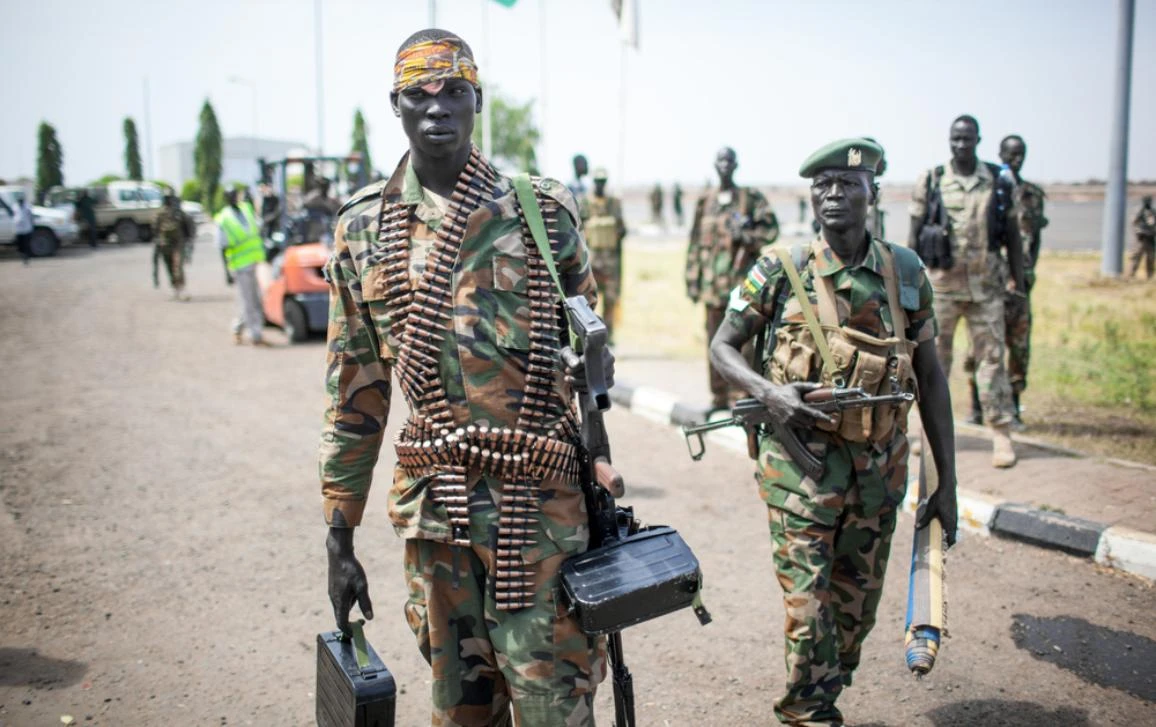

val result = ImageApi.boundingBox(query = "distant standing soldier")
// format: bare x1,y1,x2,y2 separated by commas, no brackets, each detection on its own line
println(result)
672,182,684,227
711,138,958,726
153,191,192,300
650,182,665,225
966,134,1047,428
215,188,269,346
75,189,98,248
909,115,1025,467
863,136,887,239
1130,195,1156,279
686,146,780,410
585,167,627,343
568,153,589,200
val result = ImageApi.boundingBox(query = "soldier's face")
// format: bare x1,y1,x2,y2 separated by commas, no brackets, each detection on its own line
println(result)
810,170,873,234
392,78,480,159
999,139,1027,174
949,121,979,164
714,152,737,184
594,179,607,196
574,156,588,178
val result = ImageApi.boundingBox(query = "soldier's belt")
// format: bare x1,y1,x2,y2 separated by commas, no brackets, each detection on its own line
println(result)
394,417,581,484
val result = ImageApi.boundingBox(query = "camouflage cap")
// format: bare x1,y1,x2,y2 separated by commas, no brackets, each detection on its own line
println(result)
591,167,608,180
798,138,883,178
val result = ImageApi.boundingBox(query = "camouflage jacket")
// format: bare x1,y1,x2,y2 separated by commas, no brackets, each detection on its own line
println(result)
725,236,937,525
910,161,1012,302
319,150,597,534
1015,179,1048,268
1135,206,1156,238
154,206,190,247
582,194,626,264
686,186,779,307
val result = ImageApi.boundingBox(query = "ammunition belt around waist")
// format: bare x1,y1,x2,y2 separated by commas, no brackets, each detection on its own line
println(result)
394,416,581,484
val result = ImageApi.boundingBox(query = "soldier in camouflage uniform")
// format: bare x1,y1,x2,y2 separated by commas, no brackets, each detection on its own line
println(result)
582,167,626,343
712,139,958,726
153,192,191,300
1130,195,1156,279
686,146,780,410
321,29,607,727
975,136,1047,427
909,115,1025,468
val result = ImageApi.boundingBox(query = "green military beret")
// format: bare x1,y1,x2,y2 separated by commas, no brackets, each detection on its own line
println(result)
592,167,609,180
798,138,884,178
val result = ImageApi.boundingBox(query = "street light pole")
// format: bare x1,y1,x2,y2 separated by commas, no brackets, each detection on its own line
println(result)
1101,0,1135,277
229,76,259,176
315,0,325,155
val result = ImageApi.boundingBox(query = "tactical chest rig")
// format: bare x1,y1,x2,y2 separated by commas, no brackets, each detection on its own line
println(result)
769,240,918,445
375,148,581,610
584,197,618,254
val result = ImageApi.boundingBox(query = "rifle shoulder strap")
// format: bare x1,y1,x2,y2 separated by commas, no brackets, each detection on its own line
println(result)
513,173,577,349
754,242,803,371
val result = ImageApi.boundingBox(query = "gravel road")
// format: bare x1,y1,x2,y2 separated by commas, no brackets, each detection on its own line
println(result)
1,240,1152,726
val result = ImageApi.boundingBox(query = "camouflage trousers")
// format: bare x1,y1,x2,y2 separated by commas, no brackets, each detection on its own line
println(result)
591,258,621,344
1003,287,1032,394
935,295,1014,426
157,243,185,290
769,496,899,726
403,528,606,725
1129,235,1155,279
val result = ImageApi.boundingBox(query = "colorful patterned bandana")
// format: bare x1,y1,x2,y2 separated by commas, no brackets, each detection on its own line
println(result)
393,38,479,93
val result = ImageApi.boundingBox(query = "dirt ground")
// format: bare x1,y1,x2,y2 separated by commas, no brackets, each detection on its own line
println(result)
1,240,1154,727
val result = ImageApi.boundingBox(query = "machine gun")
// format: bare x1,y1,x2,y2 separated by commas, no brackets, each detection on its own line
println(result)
681,387,914,479
563,295,634,727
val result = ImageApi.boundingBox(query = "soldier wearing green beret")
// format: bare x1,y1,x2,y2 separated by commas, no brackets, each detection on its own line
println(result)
711,138,958,726
583,167,626,343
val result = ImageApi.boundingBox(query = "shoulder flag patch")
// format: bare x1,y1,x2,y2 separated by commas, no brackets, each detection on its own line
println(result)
743,263,768,297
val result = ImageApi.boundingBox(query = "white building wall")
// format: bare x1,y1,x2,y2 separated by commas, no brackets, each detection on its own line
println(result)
158,137,309,190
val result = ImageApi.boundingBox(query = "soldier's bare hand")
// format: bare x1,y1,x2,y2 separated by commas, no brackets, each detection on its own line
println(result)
916,487,959,548
561,346,615,393
755,381,835,429
326,528,373,636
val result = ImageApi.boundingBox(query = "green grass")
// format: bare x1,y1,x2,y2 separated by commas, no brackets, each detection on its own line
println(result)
615,243,1156,464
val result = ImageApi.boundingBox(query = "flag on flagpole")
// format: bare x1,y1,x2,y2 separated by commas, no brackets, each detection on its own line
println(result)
492,0,517,6
611,0,639,49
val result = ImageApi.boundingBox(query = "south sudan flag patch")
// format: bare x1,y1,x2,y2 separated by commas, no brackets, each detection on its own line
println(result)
743,264,768,297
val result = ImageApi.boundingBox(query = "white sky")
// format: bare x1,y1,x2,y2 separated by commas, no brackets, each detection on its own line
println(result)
2,0,1154,187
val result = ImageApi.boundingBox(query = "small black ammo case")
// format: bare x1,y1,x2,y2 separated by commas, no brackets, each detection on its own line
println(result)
316,622,396,727
559,525,709,636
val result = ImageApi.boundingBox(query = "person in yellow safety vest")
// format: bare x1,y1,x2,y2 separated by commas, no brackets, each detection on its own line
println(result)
215,188,269,346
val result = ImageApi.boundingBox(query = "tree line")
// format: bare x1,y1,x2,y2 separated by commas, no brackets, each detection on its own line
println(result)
32,89,540,208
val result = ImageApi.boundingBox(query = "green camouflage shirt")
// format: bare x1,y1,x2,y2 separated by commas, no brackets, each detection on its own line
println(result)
686,186,779,306
726,236,937,525
1015,179,1047,269
319,154,597,531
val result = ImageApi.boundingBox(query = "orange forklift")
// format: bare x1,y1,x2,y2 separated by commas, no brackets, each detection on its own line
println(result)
259,154,368,342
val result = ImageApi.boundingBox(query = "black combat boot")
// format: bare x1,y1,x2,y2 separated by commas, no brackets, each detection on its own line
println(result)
966,377,983,426
1011,390,1025,432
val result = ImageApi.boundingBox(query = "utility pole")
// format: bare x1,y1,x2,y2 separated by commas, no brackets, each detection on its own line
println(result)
429,0,437,26
538,0,548,175
1101,0,1135,276
315,0,325,155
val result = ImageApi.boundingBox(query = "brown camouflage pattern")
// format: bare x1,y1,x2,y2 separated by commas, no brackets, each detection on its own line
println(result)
686,186,780,307
582,194,626,342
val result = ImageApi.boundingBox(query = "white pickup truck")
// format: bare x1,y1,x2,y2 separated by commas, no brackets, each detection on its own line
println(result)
0,185,79,257
46,181,165,243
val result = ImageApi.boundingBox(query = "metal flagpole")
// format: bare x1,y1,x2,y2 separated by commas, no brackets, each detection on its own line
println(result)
538,0,548,175
481,0,493,160
1101,0,1135,276
617,43,626,188
429,0,437,27
315,0,325,155
142,76,154,179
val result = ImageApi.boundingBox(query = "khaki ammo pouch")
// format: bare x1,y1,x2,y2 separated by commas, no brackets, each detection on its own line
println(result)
585,214,618,252
770,241,917,444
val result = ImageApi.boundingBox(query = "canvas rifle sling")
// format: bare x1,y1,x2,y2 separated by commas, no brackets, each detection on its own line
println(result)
512,173,577,348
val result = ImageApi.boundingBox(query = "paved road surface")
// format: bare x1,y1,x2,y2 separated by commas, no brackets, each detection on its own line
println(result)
1,241,1152,726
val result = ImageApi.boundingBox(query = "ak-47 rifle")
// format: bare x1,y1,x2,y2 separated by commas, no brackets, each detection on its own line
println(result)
681,387,914,479
564,295,635,727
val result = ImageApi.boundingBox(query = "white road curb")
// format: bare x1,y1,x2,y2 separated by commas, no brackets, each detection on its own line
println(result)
618,380,1156,582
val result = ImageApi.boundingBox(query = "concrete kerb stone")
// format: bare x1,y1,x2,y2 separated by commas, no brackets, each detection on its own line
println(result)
613,378,1156,581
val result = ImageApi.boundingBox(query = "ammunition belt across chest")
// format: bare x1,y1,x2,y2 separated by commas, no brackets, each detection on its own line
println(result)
374,150,581,609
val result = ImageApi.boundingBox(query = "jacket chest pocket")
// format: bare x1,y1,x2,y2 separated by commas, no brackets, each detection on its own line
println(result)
487,254,531,350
